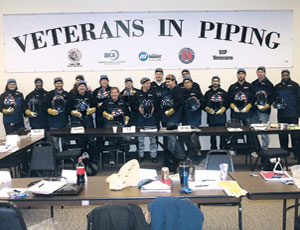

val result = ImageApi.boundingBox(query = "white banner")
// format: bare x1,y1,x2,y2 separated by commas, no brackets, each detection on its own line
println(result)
3,10,293,72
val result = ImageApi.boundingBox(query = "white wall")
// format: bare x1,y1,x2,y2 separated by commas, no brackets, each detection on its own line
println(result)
0,0,299,148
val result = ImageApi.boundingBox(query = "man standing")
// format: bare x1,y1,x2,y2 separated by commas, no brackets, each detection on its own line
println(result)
228,68,255,126
121,77,138,126
44,77,69,129
205,76,228,149
162,74,185,160
25,78,48,129
133,77,158,163
93,75,112,129
251,66,275,149
0,79,25,134
178,69,201,91
274,69,300,161
181,77,206,156
151,68,168,128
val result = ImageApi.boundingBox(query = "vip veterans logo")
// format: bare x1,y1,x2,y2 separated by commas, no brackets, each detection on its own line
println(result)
138,51,162,62
179,48,195,64
67,48,82,67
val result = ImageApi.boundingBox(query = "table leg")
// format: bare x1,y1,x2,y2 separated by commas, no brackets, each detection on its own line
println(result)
282,199,287,230
295,199,299,226
238,203,243,230
50,206,54,218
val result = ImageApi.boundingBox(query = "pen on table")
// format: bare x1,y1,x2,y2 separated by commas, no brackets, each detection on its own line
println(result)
195,185,209,187
38,183,44,188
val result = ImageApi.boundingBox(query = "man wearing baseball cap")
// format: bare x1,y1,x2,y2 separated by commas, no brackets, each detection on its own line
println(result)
251,66,275,150
93,75,112,129
228,68,255,126
44,77,69,130
204,76,229,149
133,77,158,163
274,69,300,162
151,68,168,128
178,69,201,92
0,79,25,134
120,77,138,126
25,78,48,129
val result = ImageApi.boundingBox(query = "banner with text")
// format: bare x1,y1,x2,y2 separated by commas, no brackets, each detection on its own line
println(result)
3,10,293,72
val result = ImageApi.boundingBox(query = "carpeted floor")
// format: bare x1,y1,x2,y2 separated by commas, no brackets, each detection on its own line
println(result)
19,152,300,229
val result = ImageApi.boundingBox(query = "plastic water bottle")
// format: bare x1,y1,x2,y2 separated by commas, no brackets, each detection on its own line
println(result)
76,157,85,185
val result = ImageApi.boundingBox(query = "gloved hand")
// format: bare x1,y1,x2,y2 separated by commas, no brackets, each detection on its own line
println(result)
257,104,270,112
216,106,226,115
103,111,113,120
25,109,37,118
2,107,14,114
71,110,82,118
47,108,58,116
218,181,247,198
125,116,130,125
230,103,240,113
97,102,103,108
165,108,175,117
86,107,96,115
205,106,215,115
241,103,252,113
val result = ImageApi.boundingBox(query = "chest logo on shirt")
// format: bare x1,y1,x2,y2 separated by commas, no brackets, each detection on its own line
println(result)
97,89,109,99
4,95,16,108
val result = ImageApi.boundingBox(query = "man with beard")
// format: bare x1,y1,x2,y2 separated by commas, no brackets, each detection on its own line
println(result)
25,78,48,129
44,77,69,130
69,80,96,128
133,77,158,163
251,66,275,150
274,69,300,162
204,76,228,149
228,68,255,126
0,78,25,134
181,77,206,157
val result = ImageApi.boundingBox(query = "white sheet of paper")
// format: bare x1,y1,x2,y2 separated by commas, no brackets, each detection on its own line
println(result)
139,168,158,180
6,135,19,146
0,188,27,198
0,171,11,184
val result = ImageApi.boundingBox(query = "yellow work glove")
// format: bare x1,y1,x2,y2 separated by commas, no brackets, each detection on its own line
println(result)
86,107,96,115
2,107,14,114
103,111,113,120
230,103,240,113
216,106,226,115
125,116,130,125
218,181,247,198
71,110,82,118
25,109,37,118
97,102,103,108
47,108,59,116
165,108,175,117
241,103,252,113
257,104,270,112
205,106,215,115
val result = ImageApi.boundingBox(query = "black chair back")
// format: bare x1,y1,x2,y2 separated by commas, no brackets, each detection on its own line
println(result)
0,202,27,230
249,128,262,153
204,150,235,172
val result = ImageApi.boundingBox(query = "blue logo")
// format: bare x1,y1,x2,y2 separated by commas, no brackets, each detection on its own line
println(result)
138,51,149,61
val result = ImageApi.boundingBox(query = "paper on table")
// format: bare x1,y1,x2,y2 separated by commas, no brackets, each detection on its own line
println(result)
227,128,243,132
0,188,27,198
71,127,85,134
194,170,221,182
141,180,171,192
189,181,223,190
28,180,67,194
139,168,158,180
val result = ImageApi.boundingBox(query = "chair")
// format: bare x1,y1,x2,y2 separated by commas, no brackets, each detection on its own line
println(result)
222,119,252,166
0,202,27,230
249,127,289,171
29,141,57,177
45,131,81,170
204,150,235,172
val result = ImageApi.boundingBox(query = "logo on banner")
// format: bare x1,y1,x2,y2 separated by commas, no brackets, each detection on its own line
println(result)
212,49,233,60
179,48,195,64
104,50,119,60
138,51,162,62
139,51,149,61
67,48,82,67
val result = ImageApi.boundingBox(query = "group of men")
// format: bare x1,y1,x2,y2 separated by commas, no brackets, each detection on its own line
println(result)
1,66,300,164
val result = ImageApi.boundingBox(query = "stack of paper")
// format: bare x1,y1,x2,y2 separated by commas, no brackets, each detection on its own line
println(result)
28,180,67,194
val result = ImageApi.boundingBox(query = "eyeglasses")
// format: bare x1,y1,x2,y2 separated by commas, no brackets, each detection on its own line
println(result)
282,74,289,77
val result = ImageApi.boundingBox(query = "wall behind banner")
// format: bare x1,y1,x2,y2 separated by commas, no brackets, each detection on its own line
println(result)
0,0,299,148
